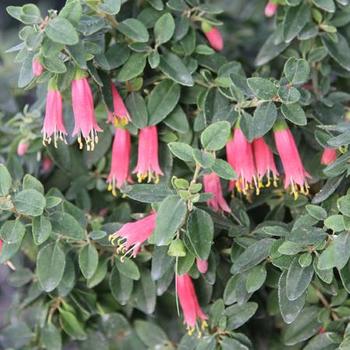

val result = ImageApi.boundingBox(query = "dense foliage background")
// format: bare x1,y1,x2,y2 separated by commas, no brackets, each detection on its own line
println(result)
2,0,350,349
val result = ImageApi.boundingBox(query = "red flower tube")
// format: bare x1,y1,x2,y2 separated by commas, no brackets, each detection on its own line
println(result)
321,148,337,165
203,173,231,213
107,84,131,126
273,120,310,199
253,137,279,189
109,212,157,259
176,273,208,335
133,126,163,183
107,128,131,195
42,80,67,147
71,70,102,151
226,127,258,194
201,22,223,51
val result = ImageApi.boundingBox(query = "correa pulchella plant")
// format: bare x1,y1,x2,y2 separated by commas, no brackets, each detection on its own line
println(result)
2,0,350,348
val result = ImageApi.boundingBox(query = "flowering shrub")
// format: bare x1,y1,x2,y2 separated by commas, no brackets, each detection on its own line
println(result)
1,0,350,348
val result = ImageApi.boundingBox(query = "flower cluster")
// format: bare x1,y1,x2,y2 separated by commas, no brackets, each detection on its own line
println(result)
224,122,310,200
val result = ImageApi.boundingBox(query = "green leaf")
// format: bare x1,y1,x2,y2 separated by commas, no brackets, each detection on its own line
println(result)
134,320,169,348
211,159,236,180
168,142,194,162
109,265,133,305
245,265,267,293
283,307,321,346
278,271,305,324
253,101,277,138
164,106,190,133
20,4,42,24
154,13,175,45
281,103,307,125
0,164,12,196
322,33,350,72
159,51,194,86
150,195,187,245
117,19,149,43
59,0,82,26
79,244,99,279
23,174,44,194
117,53,147,82
305,204,327,220
123,184,174,203
337,195,350,216
201,121,231,151
59,310,87,340
147,80,180,125
45,17,79,45
13,189,46,217
32,216,52,245
286,257,314,300
99,0,121,15
284,58,310,85
186,208,214,260
41,324,62,350
231,238,274,274
192,149,215,168
247,78,277,100
225,302,258,330
115,257,140,280
0,220,25,244
318,232,350,270
37,242,66,292
42,55,67,74
51,212,85,240
278,85,301,104
126,92,148,129
283,3,311,43
313,0,335,12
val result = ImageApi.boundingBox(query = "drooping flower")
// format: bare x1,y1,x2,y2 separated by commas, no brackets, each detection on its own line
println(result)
203,173,231,213
109,212,157,259
42,81,67,147
133,126,163,183
176,273,208,335
253,137,279,189
265,1,278,17
201,22,223,51
196,259,208,274
107,84,131,126
273,121,310,199
32,57,44,77
226,127,258,194
321,148,337,165
17,141,29,156
107,128,131,196
71,70,102,151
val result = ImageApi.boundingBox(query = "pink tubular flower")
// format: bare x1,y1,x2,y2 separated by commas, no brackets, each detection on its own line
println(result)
17,141,29,156
176,273,208,335
203,173,231,213
253,137,279,189
265,1,278,17
273,121,310,199
321,148,337,165
107,84,131,126
71,71,102,151
32,58,43,77
107,128,131,196
226,127,258,194
133,126,163,183
196,259,208,274
109,212,157,259
41,156,53,174
42,83,67,147
201,22,223,51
